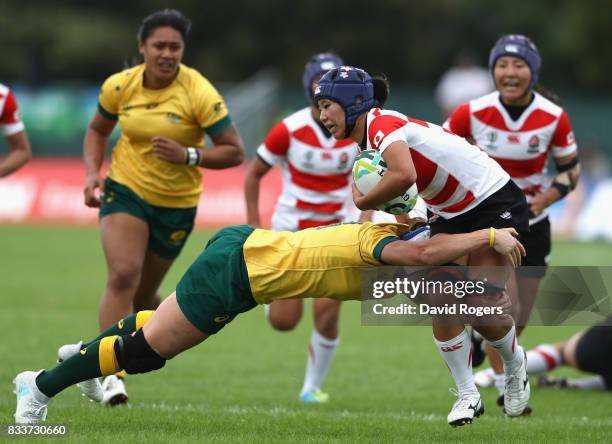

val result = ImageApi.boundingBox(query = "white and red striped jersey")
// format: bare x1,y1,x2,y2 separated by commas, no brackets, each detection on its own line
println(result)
0,83,25,136
444,91,577,224
363,108,510,219
257,107,359,231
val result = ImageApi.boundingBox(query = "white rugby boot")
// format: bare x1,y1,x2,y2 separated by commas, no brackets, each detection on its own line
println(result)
447,388,484,427
57,341,104,402
504,348,531,417
14,370,49,424
101,375,128,406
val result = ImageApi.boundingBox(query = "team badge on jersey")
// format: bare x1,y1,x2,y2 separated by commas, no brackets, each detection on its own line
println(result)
528,135,540,153
166,112,182,124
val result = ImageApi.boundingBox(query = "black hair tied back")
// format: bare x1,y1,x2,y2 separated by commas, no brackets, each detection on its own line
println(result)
372,74,390,108
138,9,192,42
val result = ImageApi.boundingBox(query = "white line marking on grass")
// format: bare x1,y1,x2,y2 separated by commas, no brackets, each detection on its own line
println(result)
134,403,612,428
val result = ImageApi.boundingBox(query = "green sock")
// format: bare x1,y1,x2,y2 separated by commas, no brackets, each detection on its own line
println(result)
36,337,117,398
81,314,137,349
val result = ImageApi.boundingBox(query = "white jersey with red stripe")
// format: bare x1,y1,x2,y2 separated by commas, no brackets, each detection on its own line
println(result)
257,107,359,231
364,108,510,219
444,91,577,224
0,83,25,136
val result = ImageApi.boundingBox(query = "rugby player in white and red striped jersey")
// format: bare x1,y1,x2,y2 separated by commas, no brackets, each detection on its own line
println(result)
244,53,358,404
0,83,32,177
315,66,531,426
444,35,580,404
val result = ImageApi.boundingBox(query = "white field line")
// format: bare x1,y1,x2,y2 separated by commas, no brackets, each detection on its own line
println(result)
134,402,612,428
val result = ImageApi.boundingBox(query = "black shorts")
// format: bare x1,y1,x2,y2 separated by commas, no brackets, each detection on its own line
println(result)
516,217,551,278
429,180,529,236
575,317,612,389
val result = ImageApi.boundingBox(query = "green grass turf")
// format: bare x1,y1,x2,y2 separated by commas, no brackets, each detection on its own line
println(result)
1,225,612,443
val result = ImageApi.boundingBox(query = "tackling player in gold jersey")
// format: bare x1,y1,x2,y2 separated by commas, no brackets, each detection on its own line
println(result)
14,221,524,424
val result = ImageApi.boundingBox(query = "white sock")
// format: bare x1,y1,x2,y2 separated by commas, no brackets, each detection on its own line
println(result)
568,376,606,390
300,329,339,396
488,326,523,374
526,344,562,374
494,373,505,395
434,329,478,396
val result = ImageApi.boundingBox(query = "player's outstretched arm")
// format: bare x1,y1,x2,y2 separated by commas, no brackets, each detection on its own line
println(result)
380,227,525,266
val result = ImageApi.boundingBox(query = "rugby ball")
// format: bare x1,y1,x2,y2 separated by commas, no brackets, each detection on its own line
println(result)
352,149,418,215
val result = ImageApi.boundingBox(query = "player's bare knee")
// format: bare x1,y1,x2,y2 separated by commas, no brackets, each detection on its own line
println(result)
114,329,166,374
107,263,142,292
268,312,301,331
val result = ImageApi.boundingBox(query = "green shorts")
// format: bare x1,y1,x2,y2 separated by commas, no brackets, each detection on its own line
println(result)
175,225,257,335
99,178,197,259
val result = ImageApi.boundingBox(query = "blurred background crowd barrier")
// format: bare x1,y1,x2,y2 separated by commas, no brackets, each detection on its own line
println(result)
1,0,611,239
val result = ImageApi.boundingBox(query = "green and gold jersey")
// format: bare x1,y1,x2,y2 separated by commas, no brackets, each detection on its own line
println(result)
243,222,412,304
98,64,231,207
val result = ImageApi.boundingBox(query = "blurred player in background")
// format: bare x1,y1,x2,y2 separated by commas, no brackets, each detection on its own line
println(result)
315,66,532,425
81,9,244,405
434,50,494,120
444,34,580,404
528,317,612,391
244,53,354,403
0,83,32,177
14,221,525,424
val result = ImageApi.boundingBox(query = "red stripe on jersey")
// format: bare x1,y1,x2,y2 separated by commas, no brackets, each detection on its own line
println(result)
406,116,429,127
448,103,472,138
293,126,320,147
298,218,341,230
519,109,557,131
534,349,557,370
368,114,407,150
440,191,475,213
424,175,460,206
551,111,574,148
0,90,19,124
490,152,548,178
264,121,291,155
409,149,438,192
473,107,509,131
287,162,349,192
295,199,343,214
334,138,355,147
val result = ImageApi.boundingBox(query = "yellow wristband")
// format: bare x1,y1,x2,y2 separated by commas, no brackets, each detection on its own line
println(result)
489,227,495,247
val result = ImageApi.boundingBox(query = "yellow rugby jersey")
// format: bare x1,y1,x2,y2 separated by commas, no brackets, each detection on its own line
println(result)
98,64,231,207
243,222,413,304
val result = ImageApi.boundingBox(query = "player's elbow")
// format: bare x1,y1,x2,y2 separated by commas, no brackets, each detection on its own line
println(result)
229,147,245,166
419,244,442,266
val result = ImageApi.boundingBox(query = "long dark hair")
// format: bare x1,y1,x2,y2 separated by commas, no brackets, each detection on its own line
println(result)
137,9,192,43
534,83,561,105
372,74,390,108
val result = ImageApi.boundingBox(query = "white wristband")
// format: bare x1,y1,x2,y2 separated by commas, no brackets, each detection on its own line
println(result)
185,147,200,166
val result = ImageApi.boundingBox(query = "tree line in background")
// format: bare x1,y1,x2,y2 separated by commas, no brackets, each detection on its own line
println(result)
1,0,609,93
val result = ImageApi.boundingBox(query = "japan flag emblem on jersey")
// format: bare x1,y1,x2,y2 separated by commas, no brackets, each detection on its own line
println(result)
528,135,540,153
373,130,385,148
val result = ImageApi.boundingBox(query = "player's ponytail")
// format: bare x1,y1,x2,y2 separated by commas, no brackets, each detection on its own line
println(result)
372,75,390,108
534,84,562,105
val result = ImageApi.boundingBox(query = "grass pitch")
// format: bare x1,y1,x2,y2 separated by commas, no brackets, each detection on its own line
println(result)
1,225,612,443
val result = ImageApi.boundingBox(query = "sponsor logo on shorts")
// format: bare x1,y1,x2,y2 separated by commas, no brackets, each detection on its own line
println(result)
169,230,187,244
499,210,512,220
80,348,87,356
214,315,230,323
